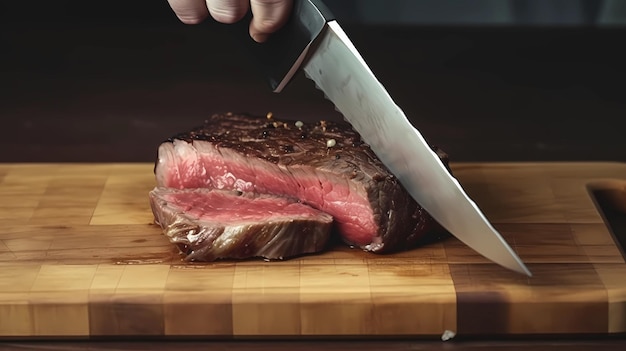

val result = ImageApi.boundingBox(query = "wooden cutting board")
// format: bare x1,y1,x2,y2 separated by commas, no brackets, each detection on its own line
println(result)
0,162,625,339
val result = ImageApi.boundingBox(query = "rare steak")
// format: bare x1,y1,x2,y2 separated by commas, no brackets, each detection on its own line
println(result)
154,112,449,254
149,187,333,261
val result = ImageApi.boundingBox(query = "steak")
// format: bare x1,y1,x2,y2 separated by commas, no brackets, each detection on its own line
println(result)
154,112,449,254
149,187,333,261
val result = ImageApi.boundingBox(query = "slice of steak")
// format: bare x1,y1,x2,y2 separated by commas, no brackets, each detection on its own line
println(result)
149,187,333,261
154,112,450,253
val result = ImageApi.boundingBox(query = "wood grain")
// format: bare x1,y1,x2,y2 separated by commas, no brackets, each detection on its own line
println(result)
0,162,625,339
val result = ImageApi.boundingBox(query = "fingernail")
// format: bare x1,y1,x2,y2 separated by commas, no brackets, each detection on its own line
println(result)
251,32,269,43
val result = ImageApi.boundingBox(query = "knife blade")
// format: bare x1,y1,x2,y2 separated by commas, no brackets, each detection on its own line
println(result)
235,0,531,276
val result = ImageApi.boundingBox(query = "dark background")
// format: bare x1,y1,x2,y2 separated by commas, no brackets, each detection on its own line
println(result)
1,0,625,163
2,3,626,350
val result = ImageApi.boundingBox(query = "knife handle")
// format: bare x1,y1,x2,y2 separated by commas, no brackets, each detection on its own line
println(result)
229,0,335,92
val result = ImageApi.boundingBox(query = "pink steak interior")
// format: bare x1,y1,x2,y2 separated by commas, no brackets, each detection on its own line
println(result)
162,190,329,224
156,140,377,246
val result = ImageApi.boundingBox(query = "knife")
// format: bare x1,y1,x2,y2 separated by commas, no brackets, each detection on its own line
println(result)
234,0,531,276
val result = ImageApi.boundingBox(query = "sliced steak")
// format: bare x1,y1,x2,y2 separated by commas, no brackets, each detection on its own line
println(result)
149,187,333,261
154,112,449,253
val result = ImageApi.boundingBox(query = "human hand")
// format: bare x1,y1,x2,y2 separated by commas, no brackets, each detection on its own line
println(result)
167,0,293,43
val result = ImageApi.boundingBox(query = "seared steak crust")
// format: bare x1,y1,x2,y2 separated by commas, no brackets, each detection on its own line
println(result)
154,112,449,253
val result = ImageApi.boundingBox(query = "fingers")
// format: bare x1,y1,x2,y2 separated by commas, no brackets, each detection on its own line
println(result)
167,0,249,25
206,0,250,24
167,0,293,43
249,0,293,42
167,0,210,24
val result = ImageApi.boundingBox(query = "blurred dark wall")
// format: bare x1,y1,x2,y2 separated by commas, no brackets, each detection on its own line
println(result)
1,0,625,162
1,0,625,27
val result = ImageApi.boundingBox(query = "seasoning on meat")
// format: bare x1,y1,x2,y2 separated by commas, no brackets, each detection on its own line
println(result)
153,112,450,255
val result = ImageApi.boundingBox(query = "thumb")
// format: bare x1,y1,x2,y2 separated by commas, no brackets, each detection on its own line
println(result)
249,0,293,42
